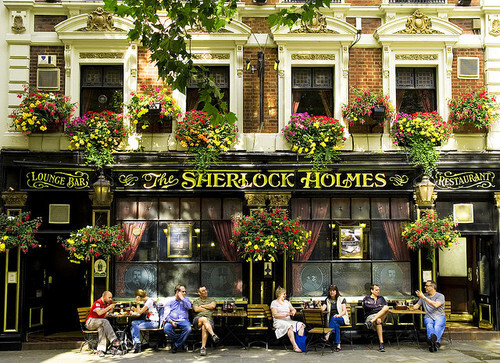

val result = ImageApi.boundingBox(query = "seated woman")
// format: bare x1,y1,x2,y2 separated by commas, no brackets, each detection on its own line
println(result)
320,284,350,352
270,287,305,353
130,289,159,353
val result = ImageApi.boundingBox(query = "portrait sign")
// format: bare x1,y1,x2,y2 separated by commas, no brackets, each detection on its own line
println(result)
339,226,363,259
167,223,192,258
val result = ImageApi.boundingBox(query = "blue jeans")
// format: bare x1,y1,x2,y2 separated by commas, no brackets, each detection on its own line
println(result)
130,320,159,344
164,320,192,348
424,315,446,342
328,316,346,344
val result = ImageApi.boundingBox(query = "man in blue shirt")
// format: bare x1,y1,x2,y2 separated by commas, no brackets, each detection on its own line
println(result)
163,284,192,353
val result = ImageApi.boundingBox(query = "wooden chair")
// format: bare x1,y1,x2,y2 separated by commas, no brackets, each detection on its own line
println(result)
77,307,98,353
246,304,270,349
444,301,452,345
302,308,333,355
339,303,354,349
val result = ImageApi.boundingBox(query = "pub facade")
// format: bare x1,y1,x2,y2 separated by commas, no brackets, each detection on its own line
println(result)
1,0,500,350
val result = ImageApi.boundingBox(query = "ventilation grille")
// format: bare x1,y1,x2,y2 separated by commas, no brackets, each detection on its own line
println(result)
37,68,60,90
457,57,479,79
49,204,70,224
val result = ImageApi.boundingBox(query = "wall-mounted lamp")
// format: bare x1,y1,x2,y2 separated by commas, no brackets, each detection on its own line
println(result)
92,172,113,206
246,59,255,73
194,228,201,234
273,59,280,71
359,223,366,228
210,241,215,247
414,175,437,208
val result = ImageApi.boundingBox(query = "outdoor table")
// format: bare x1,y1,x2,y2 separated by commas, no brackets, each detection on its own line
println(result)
389,308,426,348
107,312,142,352
213,309,247,348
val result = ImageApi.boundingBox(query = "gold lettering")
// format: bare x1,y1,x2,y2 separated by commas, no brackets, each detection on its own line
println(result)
282,173,295,187
362,173,374,187
213,173,226,187
253,173,267,188
320,173,335,188
268,173,281,188
301,172,321,189
374,173,387,187
181,172,196,189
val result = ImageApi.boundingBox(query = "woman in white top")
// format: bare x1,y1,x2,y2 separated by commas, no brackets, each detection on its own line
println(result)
270,287,305,353
320,284,349,352
130,289,159,353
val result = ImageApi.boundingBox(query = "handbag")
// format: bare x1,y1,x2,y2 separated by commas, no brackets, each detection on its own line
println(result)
294,322,307,352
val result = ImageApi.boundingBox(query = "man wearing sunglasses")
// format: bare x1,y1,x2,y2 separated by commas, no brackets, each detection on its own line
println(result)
163,284,192,353
413,280,446,352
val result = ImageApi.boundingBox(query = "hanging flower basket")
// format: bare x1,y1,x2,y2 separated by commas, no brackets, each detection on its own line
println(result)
342,88,394,134
230,208,311,263
391,112,452,176
58,225,130,264
448,88,499,131
282,112,346,171
402,210,461,260
10,88,75,135
0,212,42,253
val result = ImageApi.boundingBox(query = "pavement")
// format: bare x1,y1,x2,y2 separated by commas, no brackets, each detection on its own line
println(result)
1,340,500,363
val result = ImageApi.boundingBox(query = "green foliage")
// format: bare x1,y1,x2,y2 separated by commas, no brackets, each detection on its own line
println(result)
342,88,394,127
0,212,42,253
448,88,499,129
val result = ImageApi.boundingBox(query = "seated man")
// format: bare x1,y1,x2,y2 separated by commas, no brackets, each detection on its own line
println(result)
362,284,390,352
192,285,220,356
86,291,121,357
413,280,446,352
163,284,192,353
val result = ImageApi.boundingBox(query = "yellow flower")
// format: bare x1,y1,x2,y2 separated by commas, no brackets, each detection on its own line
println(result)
40,125,47,131
0,243,6,252
3,236,8,241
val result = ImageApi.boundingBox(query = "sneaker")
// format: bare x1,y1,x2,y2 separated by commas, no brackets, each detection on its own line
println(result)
171,344,178,354
133,343,141,353
212,334,220,344
200,347,207,356
365,321,373,330
430,334,438,352
378,343,385,352
112,339,121,347
97,350,105,358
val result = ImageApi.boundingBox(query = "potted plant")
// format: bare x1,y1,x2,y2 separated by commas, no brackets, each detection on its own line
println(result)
175,110,238,174
391,111,452,177
230,208,311,262
58,225,130,264
342,88,394,133
10,88,75,135
126,85,181,133
0,212,42,253
402,210,461,261
448,88,499,133
64,111,128,168
282,112,346,171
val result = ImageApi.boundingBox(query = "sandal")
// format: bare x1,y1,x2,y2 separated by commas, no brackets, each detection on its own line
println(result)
335,346,341,352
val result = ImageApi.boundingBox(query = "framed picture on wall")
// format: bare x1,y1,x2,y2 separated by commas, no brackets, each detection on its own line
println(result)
339,226,363,259
167,223,192,258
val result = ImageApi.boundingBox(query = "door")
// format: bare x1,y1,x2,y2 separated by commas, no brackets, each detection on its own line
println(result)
438,235,476,318
25,235,89,335
476,236,495,329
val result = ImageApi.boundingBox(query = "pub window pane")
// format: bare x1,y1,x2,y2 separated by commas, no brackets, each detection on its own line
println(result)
200,221,226,261
371,221,395,260
371,198,390,219
132,222,158,261
291,198,310,219
351,198,370,220
391,198,410,220
223,198,243,220
202,198,221,220
180,198,200,220
158,221,200,261
396,67,436,115
292,67,333,117
292,262,331,297
372,262,411,296
331,198,350,219
331,262,371,296
116,198,137,220
312,198,330,219
201,262,243,298
157,262,200,298
159,198,180,220
115,262,158,299
303,224,330,261
138,198,158,220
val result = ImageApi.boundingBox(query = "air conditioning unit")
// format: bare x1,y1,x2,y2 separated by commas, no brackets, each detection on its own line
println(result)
457,57,479,79
38,55,56,67
37,68,60,90
49,204,70,224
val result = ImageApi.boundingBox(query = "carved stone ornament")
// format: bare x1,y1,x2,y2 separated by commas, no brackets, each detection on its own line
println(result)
397,10,442,35
192,53,230,60
79,52,124,59
291,12,336,34
1,192,28,208
11,14,25,33
268,193,291,208
395,54,438,61
83,8,117,31
491,19,500,36
291,54,335,61
245,193,267,207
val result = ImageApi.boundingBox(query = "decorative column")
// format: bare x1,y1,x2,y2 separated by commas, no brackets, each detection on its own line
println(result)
268,193,291,292
1,191,27,335
413,176,437,291
88,173,113,305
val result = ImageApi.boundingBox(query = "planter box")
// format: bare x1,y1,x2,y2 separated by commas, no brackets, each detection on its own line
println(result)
351,134,383,152
453,124,487,134
349,121,384,134
30,124,64,134
136,117,172,133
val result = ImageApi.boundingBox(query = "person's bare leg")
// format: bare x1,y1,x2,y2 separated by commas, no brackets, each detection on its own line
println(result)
198,320,207,348
370,305,390,324
375,321,384,343
202,318,215,336
287,326,301,352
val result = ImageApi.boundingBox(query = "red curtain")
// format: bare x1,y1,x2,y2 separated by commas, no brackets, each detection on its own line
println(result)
292,90,301,113
377,202,410,261
319,90,332,117
295,199,329,261
117,222,147,262
418,90,434,112
210,220,239,261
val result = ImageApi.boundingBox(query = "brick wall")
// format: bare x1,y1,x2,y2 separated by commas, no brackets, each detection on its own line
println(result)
29,46,65,93
242,17,271,33
34,15,67,32
137,47,165,89
449,18,478,35
243,48,278,133
348,48,383,100
451,48,485,98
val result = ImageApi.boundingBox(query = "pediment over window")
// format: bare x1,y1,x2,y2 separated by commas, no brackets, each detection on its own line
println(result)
272,13,358,44
375,10,462,45
187,19,252,45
